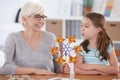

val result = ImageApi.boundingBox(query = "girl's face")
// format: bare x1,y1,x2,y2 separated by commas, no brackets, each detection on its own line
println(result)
81,17,100,40
23,14,47,32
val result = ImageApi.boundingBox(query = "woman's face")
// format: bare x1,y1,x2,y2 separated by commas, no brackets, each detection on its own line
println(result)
24,14,47,32
80,17,100,40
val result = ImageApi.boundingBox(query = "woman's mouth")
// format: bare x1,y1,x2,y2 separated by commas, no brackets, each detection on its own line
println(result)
35,24,41,28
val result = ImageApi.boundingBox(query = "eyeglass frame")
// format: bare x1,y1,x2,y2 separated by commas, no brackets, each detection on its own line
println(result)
29,14,47,21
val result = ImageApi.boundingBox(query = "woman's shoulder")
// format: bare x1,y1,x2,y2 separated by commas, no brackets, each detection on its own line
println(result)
7,31,21,39
43,31,55,36
42,31,56,39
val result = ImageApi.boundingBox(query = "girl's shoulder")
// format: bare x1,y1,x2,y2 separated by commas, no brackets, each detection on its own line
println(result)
79,46,86,55
107,43,113,54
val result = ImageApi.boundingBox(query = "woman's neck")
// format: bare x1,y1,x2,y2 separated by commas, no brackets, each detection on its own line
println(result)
23,30,41,39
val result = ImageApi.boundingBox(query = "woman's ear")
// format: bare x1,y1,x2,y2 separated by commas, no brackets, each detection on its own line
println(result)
22,16,27,22
21,16,28,25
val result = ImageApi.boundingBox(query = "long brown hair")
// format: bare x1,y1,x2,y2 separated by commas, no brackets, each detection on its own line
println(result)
80,13,113,61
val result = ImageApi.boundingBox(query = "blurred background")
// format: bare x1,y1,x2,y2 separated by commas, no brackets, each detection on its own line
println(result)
0,0,120,56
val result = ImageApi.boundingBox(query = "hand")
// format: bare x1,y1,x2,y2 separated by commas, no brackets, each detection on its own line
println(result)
64,63,70,73
60,63,70,73
60,64,65,73
34,69,55,75
100,72,109,75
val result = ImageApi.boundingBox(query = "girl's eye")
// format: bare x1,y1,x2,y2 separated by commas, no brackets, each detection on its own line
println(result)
85,25,89,28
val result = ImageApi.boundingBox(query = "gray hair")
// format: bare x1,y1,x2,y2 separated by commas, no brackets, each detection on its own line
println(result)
19,2,45,23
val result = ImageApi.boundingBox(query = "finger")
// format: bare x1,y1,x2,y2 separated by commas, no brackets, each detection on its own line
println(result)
65,63,69,67
41,72,55,75
60,66,64,73
64,68,69,73
46,73,55,75
64,70,69,73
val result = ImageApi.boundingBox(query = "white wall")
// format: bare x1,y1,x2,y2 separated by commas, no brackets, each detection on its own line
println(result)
0,0,120,47
0,0,41,24
0,23,24,46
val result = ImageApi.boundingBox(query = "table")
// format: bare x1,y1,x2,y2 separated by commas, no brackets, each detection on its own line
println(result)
0,74,119,80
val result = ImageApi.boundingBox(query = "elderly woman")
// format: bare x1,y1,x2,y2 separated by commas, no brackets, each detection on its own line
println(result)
0,2,60,75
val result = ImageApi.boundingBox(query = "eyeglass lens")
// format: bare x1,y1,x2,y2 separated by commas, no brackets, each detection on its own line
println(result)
34,14,47,20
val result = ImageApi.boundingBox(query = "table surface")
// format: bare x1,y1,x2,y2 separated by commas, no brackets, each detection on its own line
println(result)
0,43,119,80
0,74,120,80
0,50,120,80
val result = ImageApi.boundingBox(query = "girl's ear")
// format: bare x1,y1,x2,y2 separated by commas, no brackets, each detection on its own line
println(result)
97,27,102,33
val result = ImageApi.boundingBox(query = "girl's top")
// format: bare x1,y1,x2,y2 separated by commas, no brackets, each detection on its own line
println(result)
80,44,112,65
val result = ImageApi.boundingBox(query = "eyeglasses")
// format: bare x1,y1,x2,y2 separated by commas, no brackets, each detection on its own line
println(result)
31,14,47,21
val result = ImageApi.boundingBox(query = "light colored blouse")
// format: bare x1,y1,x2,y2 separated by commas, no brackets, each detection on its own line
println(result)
0,31,59,74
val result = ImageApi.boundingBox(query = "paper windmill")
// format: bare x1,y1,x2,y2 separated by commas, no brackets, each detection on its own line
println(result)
51,36,82,64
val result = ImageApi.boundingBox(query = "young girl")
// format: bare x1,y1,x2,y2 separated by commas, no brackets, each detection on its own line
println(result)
74,13,119,75
62,13,119,75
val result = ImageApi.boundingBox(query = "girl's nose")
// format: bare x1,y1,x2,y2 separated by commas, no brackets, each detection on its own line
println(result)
80,27,84,31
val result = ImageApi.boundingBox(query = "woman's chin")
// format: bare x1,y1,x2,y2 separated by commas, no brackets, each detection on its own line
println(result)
34,29,41,32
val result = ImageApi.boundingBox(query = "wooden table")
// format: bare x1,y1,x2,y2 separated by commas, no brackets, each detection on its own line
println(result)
0,51,119,80
0,74,119,80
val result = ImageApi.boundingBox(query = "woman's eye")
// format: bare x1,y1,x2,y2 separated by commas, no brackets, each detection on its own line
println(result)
34,15,40,18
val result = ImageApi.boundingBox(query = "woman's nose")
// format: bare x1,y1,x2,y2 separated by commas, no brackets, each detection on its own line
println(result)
37,19,45,23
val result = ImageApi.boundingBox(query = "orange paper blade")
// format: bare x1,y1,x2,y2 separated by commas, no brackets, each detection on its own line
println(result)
51,47,58,54
68,36,76,43
56,56,65,64
69,56,76,63
74,46,82,53
56,36,65,44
